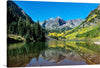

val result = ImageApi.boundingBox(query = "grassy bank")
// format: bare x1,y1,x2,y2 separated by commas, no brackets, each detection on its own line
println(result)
7,34,26,43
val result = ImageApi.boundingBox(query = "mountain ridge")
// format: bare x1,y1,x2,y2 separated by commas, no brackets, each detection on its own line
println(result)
40,17,83,31
48,5,100,41
7,1,34,24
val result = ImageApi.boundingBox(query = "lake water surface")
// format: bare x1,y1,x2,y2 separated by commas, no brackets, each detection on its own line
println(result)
7,40,100,67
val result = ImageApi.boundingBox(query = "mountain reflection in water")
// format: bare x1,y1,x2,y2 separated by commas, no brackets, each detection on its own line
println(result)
7,40,100,67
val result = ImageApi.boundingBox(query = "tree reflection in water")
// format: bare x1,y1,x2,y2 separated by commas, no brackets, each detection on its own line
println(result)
7,40,100,67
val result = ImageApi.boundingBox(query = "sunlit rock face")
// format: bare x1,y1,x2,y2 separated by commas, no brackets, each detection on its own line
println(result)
40,17,83,31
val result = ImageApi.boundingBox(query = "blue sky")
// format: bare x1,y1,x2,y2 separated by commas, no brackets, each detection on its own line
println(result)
13,1,99,22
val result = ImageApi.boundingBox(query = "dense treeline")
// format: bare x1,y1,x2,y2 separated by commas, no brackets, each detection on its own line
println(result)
7,1,45,42
8,17,45,42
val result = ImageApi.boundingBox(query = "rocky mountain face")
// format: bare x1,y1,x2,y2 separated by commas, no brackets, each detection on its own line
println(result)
59,19,83,30
41,4,100,31
40,17,83,31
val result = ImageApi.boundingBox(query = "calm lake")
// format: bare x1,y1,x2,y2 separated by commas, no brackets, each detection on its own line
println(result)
7,40,100,67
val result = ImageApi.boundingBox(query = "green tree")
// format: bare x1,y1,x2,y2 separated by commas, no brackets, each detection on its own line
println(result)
18,17,25,36
8,21,17,34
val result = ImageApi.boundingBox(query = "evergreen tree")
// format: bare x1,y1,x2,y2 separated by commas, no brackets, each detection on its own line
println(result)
8,21,17,34
18,17,25,36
